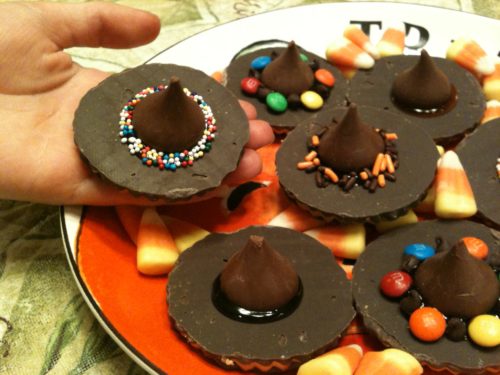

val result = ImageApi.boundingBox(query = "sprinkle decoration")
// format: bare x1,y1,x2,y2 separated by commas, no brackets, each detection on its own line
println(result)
119,86,216,171
298,129,399,192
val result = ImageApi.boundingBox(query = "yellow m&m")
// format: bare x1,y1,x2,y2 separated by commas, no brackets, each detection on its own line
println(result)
468,315,500,347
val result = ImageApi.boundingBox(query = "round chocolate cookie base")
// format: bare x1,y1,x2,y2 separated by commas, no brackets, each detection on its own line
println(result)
352,220,500,374
349,55,485,146
276,105,439,223
74,63,249,201
225,42,349,132
456,119,500,229
167,226,355,372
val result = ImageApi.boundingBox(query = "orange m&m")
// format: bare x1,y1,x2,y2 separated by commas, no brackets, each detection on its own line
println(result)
409,307,446,342
462,237,488,259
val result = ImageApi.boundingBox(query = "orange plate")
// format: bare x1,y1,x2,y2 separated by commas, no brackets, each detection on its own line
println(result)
75,143,456,374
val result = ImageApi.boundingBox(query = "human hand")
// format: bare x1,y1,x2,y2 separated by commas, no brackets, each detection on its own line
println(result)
0,2,274,205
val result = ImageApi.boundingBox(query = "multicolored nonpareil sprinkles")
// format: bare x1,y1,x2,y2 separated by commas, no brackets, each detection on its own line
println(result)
119,86,216,171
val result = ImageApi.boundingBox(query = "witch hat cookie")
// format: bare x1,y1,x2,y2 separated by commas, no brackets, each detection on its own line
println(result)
225,40,348,131
73,64,249,201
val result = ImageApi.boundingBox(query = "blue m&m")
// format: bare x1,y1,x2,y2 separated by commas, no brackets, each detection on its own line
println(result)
404,243,435,260
250,56,271,70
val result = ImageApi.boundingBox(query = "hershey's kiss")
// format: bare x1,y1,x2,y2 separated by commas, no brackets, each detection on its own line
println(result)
414,239,499,319
317,103,385,173
261,41,314,96
391,50,452,110
132,76,205,151
220,235,299,311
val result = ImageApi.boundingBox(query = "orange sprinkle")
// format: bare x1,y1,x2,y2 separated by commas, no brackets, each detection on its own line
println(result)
305,150,318,161
372,153,385,176
359,171,369,180
324,168,339,183
297,161,314,170
385,132,398,140
378,174,386,188
380,156,387,172
312,135,320,146
385,154,395,173
313,158,321,166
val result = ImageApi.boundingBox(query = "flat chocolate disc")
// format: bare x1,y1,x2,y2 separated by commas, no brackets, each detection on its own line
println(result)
276,106,439,223
349,55,485,146
456,119,500,229
352,220,500,374
74,64,249,201
167,226,355,372
225,42,348,132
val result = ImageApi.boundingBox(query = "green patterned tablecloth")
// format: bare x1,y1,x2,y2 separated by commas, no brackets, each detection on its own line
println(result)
0,1,498,374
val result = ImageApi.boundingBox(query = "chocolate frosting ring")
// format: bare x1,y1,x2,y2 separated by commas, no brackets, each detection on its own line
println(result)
225,41,349,131
167,226,355,371
352,220,500,374
73,63,249,201
349,55,485,146
276,105,439,223
456,119,500,229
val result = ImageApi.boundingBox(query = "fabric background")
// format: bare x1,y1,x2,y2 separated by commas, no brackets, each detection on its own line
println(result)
0,1,498,374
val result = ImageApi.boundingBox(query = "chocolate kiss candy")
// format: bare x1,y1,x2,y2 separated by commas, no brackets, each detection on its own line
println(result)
391,49,452,110
415,239,499,319
220,235,299,311
317,103,385,173
132,76,205,151
261,41,314,96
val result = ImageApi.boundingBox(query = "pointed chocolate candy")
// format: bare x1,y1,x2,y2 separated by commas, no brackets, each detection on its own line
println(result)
261,41,314,96
415,239,499,319
392,50,452,110
220,235,299,311
132,76,205,151
317,103,385,173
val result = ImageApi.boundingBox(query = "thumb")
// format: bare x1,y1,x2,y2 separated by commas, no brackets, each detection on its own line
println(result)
38,2,161,49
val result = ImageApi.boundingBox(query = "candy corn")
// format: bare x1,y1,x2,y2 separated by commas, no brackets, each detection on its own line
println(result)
268,204,324,232
326,37,375,69
354,348,423,375
376,22,405,57
414,184,436,214
483,59,500,101
375,209,418,233
343,25,380,59
481,100,500,124
434,151,477,219
137,208,179,276
446,38,495,76
305,224,366,259
115,205,143,244
161,215,209,252
211,70,224,84
297,344,363,375
436,145,445,156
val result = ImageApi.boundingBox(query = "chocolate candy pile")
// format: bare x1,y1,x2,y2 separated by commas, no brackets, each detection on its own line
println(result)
379,237,500,347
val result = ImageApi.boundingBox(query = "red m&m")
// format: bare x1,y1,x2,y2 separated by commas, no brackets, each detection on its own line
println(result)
241,77,261,95
379,270,412,298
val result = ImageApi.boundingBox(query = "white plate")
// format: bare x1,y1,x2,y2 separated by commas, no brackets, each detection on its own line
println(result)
62,3,500,374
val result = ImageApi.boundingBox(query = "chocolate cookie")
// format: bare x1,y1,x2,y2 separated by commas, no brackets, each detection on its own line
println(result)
225,41,349,132
349,55,485,146
456,119,500,229
352,220,500,374
167,226,355,372
276,105,439,223
73,63,248,201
